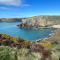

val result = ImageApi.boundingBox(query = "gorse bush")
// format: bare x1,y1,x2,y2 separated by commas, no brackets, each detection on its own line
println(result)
40,41,52,48
2,34,11,39
10,37,18,43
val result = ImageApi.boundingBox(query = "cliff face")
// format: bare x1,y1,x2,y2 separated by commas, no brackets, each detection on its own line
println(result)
21,16,60,27
0,16,60,26
37,16,60,26
47,16,60,25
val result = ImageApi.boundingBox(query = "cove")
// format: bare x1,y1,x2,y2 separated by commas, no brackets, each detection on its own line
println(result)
0,22,53,41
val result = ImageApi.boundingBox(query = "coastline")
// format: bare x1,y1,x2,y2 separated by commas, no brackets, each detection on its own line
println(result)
36,28,59,42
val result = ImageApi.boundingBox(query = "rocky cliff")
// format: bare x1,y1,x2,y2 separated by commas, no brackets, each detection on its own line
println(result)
17,16,60,28
0,16,60,25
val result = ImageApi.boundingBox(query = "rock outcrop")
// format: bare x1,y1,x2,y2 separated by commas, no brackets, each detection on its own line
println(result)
17,16,60,28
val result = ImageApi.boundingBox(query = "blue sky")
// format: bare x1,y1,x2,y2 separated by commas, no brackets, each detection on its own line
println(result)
0,0,60,18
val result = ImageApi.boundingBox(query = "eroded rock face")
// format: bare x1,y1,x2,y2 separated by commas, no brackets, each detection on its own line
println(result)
18,16,60,28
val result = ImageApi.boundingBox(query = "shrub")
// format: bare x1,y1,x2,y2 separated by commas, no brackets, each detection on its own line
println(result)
10,37,18,43
40,41,52,48
1,34,11,39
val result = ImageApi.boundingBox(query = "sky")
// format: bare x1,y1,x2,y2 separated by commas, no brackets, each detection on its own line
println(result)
0,0,60,18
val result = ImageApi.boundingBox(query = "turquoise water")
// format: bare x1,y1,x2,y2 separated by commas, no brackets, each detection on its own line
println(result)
0,22,53,41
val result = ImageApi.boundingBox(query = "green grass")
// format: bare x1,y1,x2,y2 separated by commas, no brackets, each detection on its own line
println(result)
51,44,60,49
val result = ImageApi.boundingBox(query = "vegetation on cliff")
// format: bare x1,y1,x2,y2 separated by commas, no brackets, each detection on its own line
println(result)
0,31,60,60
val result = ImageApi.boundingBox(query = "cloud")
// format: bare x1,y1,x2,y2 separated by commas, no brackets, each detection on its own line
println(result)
0,0,30,7
0,0,22,6
0,0,30,10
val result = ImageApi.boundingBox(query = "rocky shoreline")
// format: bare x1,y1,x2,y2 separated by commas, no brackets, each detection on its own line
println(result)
17,22,52,30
